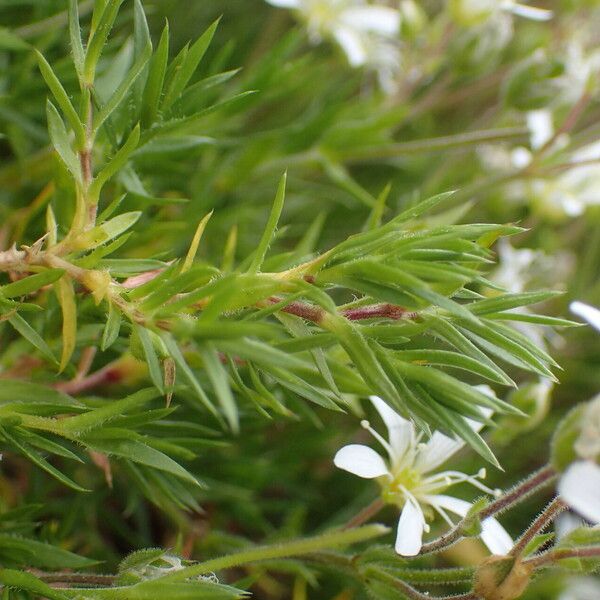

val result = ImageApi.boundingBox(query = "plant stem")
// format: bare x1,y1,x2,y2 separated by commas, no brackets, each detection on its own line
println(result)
525,545,600,569
343,498,385,530
537,92,592,156
364,568,478,600
338,127,528,163
420,464,557,554
155,525,389,583
510,497,566,558
34,572,116,587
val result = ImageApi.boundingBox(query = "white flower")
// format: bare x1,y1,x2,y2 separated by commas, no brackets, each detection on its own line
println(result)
334,395,513,556
265,0,401,92
558,461,600,524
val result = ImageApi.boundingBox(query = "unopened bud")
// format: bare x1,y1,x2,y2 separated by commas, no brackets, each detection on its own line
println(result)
474,555,533,600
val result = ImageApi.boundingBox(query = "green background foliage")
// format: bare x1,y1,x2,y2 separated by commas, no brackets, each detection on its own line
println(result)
0,0,598,598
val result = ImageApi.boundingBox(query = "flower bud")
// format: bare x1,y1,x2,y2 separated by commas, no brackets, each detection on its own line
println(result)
474,555,534,600
81,269,112,304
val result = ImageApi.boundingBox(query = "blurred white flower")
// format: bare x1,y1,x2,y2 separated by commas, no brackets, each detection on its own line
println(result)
557,307,600,524
333,395,512,556
265,0,402,91
559,576,600,600
571,301,600,333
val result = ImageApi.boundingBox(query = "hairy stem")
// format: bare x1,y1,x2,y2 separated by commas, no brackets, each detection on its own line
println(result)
155,525,389,583
35,572,116,587
510,497,566,558
364,568,478,600
525,545,600,568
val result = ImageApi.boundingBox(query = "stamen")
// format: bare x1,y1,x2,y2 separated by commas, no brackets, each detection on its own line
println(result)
427,499,456,529
361,419,394,457
423,470,497,496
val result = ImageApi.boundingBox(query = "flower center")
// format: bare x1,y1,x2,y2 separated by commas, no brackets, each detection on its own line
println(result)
380,467,422,505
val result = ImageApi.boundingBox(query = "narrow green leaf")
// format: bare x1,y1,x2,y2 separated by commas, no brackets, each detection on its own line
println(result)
102,302,122,350
393,191,456,224
0,27,29,51
0,569,69,600
0,269,64,298
84,0,126,84
323,315,404,410
161,18,220,112
161,335,220,419
68,0,85,79
0,426,89,492
182,211,213,273
135,325,164,394
469,291,563,316
0,535,95,569
198,343,239,433
46,100,81,181
93,42,151,134
61,388,159,435
365,182,391,230
73,211,141,250
24,430,83,462
89,124,141,202
0,380,80,411
141,20,169,127
391,349,512,385
7,314,56,364
486,312,580,327
81,431,199,486
55,276,77,372
36,51,85,146
248,172,287,273
426,314,514,386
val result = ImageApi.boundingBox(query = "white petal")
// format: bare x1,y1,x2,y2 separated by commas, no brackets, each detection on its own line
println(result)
480,517,514,555
558,461,600,524
428,495,512,555
509,3,553,21
341,7,400,37
417,402,493,473
429,494,471,517
331,25,368,66
370,396,414,462
555,512,584,540
527,109,554,150
333,444,389,479
265,0,301,7
416,432,465,473
395,499,425,556
570,301,600,333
